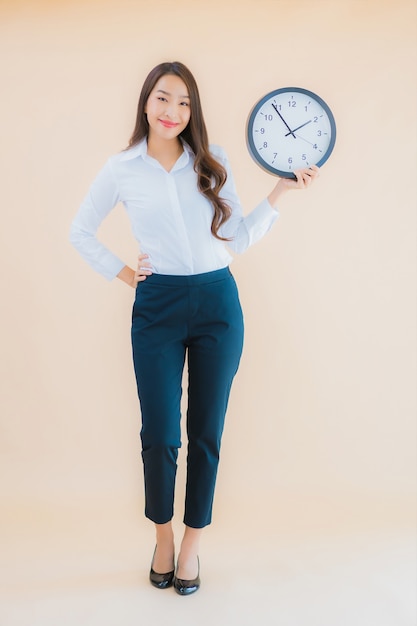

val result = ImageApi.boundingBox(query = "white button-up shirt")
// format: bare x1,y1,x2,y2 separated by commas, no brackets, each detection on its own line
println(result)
70,139,279,280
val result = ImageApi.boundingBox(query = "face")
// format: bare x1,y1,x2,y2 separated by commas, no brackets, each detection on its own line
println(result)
145,74,191,141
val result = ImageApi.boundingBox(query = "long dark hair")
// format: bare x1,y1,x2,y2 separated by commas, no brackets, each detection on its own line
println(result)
127,61,231,240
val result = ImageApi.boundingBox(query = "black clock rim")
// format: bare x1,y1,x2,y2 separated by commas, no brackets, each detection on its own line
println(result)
246,87,337,178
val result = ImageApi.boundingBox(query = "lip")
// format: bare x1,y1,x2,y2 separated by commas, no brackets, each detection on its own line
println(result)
159,119,179,128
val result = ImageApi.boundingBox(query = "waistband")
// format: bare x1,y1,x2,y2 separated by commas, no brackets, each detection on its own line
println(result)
142,267,232,287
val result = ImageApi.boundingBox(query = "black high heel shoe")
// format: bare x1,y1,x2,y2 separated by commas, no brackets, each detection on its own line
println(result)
173,556,200,596
149,546,175,589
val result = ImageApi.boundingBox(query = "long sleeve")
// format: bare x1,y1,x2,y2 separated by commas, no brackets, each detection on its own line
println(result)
70,140,280,279
213,146,279,253
69,159,126,281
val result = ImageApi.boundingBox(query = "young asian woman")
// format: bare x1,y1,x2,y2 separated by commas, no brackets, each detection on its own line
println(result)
69,61,319,596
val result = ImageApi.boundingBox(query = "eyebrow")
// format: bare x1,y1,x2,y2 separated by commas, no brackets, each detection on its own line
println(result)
157,89,190,99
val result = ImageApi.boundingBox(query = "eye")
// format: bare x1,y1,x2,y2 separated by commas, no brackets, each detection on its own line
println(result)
180,101,189,107
157,96,168,102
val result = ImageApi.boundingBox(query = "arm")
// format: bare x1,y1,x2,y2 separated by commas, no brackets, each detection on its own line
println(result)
267,165,320,208
70,159,126,280
213,147,319,253
70,160,152,286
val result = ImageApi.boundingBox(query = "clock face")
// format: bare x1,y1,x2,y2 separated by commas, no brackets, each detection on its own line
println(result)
246,87,336,178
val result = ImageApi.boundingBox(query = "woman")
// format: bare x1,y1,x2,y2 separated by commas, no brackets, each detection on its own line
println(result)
70,61,319,596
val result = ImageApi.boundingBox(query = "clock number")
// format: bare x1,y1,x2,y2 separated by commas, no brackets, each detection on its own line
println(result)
247,89,335,176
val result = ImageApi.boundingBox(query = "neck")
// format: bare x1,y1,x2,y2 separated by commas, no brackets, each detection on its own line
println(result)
147,134,183,160
146,134,184,173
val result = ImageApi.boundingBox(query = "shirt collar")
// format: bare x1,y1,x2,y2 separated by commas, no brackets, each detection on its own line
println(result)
119,137,194,167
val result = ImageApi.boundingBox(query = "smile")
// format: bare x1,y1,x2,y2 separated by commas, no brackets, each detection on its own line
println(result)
159,120,179,128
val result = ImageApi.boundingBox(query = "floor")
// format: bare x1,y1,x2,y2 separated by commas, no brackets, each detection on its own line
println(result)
1,496,415,626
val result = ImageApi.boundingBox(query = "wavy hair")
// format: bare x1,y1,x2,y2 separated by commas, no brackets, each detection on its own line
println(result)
127,62,231,240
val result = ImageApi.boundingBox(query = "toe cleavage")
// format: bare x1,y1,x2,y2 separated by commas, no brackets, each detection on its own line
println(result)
149,546,175,589
173,556,200,596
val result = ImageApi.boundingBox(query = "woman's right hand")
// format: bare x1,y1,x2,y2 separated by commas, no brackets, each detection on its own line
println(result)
117,254,153,288
134,254,153,286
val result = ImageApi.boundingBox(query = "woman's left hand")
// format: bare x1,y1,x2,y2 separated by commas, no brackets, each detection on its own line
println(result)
283,164,320,190
267,165,320,207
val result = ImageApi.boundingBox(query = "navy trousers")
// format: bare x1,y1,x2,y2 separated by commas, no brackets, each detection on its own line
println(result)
131,267,244,528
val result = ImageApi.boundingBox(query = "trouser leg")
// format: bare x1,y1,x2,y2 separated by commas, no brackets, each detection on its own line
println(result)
184,275,244,528
131,269,244,528
131,284,187,524
134,341,186,524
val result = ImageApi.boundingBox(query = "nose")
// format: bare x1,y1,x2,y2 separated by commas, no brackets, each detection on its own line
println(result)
165,102,177,119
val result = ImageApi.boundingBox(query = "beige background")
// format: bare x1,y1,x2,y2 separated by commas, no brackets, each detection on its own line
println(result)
1,1,416,624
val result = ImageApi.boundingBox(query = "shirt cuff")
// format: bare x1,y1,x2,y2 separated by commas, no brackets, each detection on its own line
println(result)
263,196,279,215
103,257,127,281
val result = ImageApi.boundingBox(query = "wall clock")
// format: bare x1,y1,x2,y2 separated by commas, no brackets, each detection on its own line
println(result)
246,87,336,178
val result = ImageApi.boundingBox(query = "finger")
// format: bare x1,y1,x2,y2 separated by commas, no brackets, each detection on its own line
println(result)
135,259,153,282
307,166,319,181
136,264,152,272
293,171,304,187
306,165,320,179
296,171,311,188
299,169,315,186
137,253,149,263
137,254,152,271
136,267,152,277
134,270,151,286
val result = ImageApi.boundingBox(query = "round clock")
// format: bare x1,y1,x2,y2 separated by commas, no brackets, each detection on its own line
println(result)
246,87,336,178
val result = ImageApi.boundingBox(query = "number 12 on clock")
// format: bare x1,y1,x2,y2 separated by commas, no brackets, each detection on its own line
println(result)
246,87,336,178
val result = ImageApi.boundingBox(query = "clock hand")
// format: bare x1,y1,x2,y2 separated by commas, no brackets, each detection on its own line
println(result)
271,103,296,138
284,119,312,137
291,132,316,147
